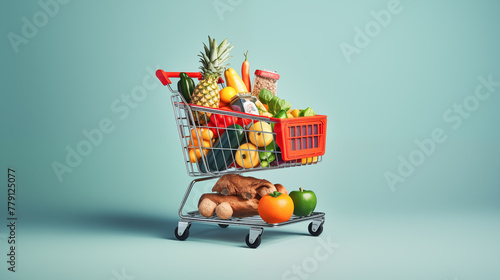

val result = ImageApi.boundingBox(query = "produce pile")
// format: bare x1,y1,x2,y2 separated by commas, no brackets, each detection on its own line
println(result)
198,174,318,223
179,36,321,171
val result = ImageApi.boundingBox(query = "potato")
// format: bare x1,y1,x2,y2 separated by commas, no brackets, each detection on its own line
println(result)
215,202,233,220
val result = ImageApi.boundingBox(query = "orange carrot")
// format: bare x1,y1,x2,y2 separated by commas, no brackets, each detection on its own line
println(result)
242,50,251,93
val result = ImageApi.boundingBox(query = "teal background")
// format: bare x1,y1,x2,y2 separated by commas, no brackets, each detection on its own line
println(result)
1,0,500,279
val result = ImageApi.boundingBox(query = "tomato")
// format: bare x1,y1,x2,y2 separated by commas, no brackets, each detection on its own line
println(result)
258,191,294,224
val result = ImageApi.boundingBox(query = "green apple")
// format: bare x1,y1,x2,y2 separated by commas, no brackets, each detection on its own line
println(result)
289,188,317,216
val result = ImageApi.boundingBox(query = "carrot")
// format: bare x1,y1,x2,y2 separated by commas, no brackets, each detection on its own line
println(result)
242,50,251,93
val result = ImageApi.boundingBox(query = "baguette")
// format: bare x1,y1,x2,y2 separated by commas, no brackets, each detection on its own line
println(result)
199,193,259,219
198,183,289,220
212,174,277,200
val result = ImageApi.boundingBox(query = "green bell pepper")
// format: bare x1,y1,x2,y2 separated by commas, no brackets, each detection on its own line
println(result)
177,72,195,103
271,109,288,130
298,107,316,117
259,140,277,167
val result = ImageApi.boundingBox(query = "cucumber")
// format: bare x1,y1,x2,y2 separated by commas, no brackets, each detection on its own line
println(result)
199,124,245,173
177,72,195,103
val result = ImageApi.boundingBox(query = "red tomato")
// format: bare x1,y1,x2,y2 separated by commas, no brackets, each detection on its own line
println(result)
258,191,294,224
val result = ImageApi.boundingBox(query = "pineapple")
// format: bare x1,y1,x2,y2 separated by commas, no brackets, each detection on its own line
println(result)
191,36,234,123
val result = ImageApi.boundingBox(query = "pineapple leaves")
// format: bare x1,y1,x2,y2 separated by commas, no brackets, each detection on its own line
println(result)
199,36,233,76
219,45,235,57
201,53,210,66
217,45,235,64
217,38,228,55
209,37,218,62
210,47,217,62
208,63,216,72
203,42,210,58
216,51,231,64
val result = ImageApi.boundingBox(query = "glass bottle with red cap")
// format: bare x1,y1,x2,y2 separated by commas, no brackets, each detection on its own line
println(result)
252,69,280,97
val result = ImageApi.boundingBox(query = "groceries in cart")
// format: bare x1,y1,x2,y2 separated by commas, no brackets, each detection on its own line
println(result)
176,36,316,121
198,174,317,223
156,36,327,175
156,35,327,247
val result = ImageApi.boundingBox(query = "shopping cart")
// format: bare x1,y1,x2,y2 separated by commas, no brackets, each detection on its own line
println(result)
157,70,327,248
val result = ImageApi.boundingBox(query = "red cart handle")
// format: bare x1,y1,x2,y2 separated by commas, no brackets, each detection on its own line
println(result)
156,70,201,85
156,69,224,85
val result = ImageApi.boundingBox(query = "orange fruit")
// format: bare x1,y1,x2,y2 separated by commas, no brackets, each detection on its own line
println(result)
248,121,273,147
190,128,213,143
258,191,294,224
235,143,259,168
220,86,237,104
188,140,212,163
188,139,212,149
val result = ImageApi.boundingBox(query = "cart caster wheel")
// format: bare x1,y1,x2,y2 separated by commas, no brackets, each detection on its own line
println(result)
218,224,229,228
308,222,323,236
245,234,261,249
174,225,190,241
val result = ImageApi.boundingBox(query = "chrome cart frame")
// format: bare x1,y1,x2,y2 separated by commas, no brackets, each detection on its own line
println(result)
158,70,327,248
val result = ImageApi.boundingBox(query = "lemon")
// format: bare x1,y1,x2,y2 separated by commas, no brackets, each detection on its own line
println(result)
219,86,237,104
301,157,318,164
235,143,259,168
248,121,273,147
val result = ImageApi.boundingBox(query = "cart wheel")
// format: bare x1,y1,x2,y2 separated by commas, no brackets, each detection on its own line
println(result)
308,222,323,236
174,226,190,241
218,224,229,228
245,234,261,249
